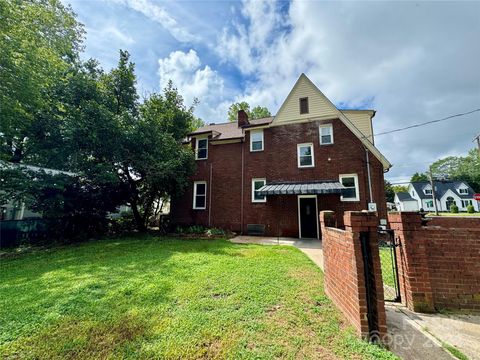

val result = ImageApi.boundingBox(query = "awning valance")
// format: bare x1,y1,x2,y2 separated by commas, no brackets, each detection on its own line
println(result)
257,181,345,196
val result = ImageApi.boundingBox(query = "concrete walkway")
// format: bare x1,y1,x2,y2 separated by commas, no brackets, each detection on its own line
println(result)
230,236,324,269
230,235,476,359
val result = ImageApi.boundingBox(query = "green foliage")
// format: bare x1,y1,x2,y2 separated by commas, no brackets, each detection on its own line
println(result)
392,185,408,193
227,102,271,121
0,0,84,163
411,172,429,182
0,237,397,359
384,181,395,202
467,204,475,213
430,149,480,192
174,225,226,236
450,204,459,213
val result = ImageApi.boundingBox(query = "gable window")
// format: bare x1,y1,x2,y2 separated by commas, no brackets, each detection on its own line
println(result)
297,143,314,168
340,174,359,202
458,188,468,194
319,124,333,145
252,178,266,203
299,97,309,114
193,181,207,209
461,200,473,207
424,189,432,195
195,138,208,160
250,130,264,152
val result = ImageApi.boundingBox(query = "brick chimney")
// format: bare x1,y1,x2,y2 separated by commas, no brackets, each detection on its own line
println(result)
237,109,249,127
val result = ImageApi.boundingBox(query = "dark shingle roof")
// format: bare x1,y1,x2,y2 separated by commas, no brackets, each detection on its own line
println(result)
411,181,475,200
395,192,416,202
189,117,274,141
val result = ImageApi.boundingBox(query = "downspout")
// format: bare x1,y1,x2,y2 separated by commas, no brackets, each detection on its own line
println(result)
365,147,373,204
240,141,245,234
208,163,213,226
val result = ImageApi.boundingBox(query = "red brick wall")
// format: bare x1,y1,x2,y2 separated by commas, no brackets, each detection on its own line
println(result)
171,118,387,236
321,211,387,340
388,212,480,312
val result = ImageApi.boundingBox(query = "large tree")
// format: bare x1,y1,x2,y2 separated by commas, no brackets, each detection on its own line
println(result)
0,0,84,164
227,102,271,121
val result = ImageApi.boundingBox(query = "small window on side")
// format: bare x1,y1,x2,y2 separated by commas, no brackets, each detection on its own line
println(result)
339,174,359,202
252,178,266,203
193,181,207,209
299,97,309,114
319,124,333,145
250,130,264,152
195,138,208,160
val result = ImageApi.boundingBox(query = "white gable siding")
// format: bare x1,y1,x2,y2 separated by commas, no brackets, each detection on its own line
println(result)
342,111,374,143
274,76,337,124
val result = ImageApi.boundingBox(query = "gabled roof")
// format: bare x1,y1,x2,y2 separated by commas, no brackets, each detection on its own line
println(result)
272,74,391,171
395,192,416,202
410,181,475,200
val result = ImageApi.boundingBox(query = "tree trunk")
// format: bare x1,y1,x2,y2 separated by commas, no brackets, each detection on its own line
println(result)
131,200,147,232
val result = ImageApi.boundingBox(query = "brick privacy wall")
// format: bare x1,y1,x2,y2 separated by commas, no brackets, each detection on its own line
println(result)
321,211,387,340
170,118,387,236
388,212,480,312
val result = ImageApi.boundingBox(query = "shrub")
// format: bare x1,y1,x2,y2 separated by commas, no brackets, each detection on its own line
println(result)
450,204,459,213
467,204,475,213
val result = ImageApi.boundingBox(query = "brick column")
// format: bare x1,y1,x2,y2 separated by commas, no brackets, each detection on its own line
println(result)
344,211,387,340
388,212,435,312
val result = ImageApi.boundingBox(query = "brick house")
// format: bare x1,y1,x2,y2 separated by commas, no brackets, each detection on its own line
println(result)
170,74,391,238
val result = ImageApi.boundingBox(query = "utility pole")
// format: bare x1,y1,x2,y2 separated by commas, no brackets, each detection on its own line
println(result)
474,133,480,157
429,167,439,215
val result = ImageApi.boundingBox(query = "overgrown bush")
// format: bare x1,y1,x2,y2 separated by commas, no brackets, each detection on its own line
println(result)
450,204,459,213
467,204,475,213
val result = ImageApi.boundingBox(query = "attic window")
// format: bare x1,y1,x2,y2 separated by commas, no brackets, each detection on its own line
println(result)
459,188,468,194
424,189,432,195
299,97,309,114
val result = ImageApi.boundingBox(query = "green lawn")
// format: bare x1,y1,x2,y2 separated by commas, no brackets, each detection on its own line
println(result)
379,247,395,289
426,212,479,217
0,236,396,359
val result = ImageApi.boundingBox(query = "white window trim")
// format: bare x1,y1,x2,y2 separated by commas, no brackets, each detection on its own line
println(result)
250,130,264,152
297,195,319,239
193,181,207,210
297,143,315,168
458,188,468,194
251,178,267,203
339,173,360,202
319,124,334,145
195,137,208,160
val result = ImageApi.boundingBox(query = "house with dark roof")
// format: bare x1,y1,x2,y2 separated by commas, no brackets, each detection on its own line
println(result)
170,74,391,238
395,181,479,212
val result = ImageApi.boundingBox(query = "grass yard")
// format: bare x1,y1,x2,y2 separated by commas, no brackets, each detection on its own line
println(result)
379,247,395,289
425,212,479,217
0,236,396,359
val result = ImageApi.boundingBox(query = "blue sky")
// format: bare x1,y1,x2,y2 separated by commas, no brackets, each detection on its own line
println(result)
63,0,480,183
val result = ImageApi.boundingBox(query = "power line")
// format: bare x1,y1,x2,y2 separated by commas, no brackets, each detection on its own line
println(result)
370,108,480,138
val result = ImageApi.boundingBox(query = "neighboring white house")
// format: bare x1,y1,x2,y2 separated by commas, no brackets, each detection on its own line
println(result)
395,181,479,212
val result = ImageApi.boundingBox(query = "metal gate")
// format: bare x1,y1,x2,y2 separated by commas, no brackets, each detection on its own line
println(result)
378,229,401,302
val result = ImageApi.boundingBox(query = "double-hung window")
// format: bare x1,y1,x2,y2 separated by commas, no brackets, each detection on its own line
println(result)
459,188,468,195
424,189,432,195
250,130,264,152
319,124,333,145
195,138,208,160
461,200,473,207
252,178,266,203
426,200,434,208
297,143,314,168
193,181,207,209
339,174,359,201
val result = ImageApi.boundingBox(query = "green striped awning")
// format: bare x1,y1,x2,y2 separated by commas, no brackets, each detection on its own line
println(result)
257,181,345,196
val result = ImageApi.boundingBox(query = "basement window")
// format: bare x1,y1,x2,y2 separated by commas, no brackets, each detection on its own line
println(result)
252,178,266,203
299,97,309,114
339,174,359,201
193,181,207,209
195,138,208,160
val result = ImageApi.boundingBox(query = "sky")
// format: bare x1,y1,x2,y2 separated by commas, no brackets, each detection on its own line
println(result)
63,0,480,184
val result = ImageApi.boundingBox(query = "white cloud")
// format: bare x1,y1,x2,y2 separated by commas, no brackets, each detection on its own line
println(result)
107,0,197,42
216,0,480,181
158,49,227,122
